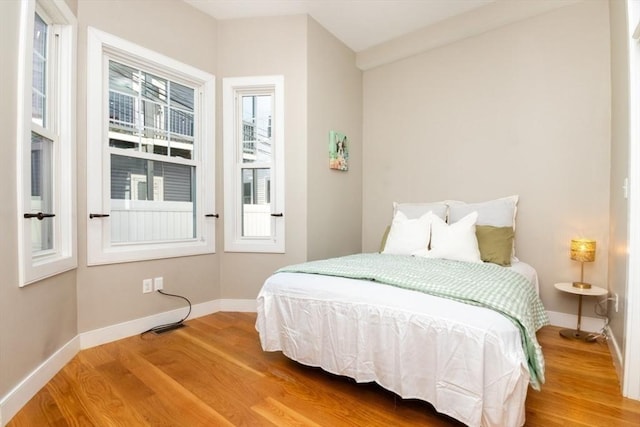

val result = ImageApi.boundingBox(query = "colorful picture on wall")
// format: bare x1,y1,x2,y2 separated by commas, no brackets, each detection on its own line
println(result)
329,131,348,171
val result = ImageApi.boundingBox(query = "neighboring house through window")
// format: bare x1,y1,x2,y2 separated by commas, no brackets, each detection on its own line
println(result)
86,28,215,265
223,76,285,253
17,0,77,286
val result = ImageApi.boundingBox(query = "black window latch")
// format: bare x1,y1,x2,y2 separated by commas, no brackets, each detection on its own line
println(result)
24,212,55,220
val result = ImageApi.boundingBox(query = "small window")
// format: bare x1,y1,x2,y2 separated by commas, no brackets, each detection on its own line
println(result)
17,0,77,286
87,28,215,265
223,76,285,252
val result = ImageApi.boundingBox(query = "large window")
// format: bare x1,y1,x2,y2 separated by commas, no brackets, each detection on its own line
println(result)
17,0,77,286
223,76,284,252
87,28,215,265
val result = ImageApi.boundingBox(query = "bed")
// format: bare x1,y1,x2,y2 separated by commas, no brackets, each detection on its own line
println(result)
255,197,549,427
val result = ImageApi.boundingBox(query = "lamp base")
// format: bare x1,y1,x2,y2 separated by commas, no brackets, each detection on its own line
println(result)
559,329,597,342
572,281,592,289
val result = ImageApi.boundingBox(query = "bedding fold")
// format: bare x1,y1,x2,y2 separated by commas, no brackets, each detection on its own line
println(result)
277,253,549,390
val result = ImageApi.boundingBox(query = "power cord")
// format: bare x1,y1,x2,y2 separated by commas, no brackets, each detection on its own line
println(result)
589,296,610,343
140,289,192,337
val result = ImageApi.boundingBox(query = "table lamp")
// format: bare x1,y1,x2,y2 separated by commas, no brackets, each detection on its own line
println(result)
570,238,595,289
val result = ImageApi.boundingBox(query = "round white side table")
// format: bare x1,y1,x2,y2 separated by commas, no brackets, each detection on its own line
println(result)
554,282,608,341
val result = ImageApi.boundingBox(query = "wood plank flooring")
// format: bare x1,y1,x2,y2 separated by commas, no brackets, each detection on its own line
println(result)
8,312,640,426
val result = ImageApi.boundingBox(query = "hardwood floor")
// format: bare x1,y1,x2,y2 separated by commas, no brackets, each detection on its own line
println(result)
8,312,640,426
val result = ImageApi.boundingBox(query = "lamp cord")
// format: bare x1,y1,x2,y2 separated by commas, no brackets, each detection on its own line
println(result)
140,290,192,337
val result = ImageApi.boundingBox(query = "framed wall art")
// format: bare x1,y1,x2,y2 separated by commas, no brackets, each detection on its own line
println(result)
329,130,348,171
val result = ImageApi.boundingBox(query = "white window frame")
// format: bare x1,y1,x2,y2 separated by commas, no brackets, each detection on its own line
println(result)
223,76,285,253
86,27,215,265
16,0,77,286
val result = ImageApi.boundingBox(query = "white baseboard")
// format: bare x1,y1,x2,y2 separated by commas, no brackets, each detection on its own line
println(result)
0,298,257,426
546,310,605,333
0,336,80,427
606,326,624,382
217,298,257,312
79,299,219,349
79,298,257,349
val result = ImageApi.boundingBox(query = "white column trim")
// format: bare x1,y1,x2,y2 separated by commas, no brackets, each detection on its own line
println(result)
624,2,640,400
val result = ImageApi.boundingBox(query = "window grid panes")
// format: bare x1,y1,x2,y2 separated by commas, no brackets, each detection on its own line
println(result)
107,60,199,245
29,10,55,257
30,131,54,252
108,60,194,160
242,94,272,164
32,12,47,127
241,168,271,237
239,93,273,238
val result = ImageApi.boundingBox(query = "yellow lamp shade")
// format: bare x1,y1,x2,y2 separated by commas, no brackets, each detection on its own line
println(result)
570,239,596,263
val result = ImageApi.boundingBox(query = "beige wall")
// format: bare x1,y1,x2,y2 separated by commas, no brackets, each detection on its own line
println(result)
608,0,630,364
362,0,611,316
217,15,310,299
216,15,364,298
0,0,78,398
75,0,219,332
306,17,363,261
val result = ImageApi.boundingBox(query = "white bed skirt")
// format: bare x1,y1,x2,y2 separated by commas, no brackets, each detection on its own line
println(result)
256,271,532,427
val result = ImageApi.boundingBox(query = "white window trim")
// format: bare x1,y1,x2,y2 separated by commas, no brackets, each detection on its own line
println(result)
223,75,285,253
16,0,77,286
86,27,215,265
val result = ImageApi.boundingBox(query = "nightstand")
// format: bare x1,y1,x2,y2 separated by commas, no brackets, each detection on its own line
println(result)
554,282,608,341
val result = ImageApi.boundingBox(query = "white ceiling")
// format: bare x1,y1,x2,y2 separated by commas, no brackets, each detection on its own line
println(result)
183,0,496,52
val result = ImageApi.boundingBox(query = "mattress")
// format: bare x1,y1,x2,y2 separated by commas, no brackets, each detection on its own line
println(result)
256,261,541,427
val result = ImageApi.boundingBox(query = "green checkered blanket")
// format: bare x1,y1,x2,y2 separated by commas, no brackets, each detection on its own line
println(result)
277,253,549,390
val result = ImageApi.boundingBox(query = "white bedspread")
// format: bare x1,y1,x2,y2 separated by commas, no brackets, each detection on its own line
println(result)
256,262,540,427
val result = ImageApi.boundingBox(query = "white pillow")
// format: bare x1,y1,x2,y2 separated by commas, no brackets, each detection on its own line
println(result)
394,201,448,221
447,195,519,261
382,211,432,256
423,211,482,263
447,196,518,227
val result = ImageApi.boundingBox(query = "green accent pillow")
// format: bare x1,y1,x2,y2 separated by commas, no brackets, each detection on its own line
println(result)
475,225,514,266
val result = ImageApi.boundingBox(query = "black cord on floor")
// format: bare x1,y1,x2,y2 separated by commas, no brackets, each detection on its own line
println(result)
140,290,192,337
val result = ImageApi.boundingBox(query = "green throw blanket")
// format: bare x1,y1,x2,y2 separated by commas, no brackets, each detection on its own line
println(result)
277,253,549,390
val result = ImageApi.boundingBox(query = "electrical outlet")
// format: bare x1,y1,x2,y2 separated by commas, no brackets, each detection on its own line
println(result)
615,293,619,312
154,276,163,291
143,278,153,293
